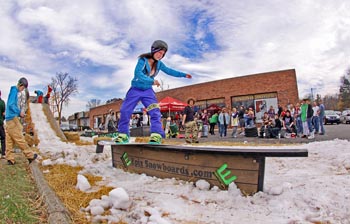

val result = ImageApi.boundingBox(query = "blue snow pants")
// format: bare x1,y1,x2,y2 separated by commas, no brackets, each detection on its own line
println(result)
118,87,165,137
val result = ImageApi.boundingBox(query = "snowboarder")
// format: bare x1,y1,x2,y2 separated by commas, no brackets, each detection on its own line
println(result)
34,90,44,103
116,40,192,144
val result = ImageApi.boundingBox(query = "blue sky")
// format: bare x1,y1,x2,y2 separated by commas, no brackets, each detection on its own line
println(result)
1,0,349,117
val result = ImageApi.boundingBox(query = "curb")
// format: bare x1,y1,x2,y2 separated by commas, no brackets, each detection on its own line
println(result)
30,162,72,224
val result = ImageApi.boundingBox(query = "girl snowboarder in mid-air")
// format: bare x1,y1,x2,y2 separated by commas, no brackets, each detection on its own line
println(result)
116,40,192,144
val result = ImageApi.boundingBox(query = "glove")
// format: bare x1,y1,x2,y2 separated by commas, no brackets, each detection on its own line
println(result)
186,74,192,79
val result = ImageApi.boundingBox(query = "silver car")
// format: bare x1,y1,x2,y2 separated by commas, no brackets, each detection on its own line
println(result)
324,110,340,125
60,123,70,131
340,110,350,124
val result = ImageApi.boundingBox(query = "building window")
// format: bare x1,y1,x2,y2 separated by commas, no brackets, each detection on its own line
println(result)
231,92,278,123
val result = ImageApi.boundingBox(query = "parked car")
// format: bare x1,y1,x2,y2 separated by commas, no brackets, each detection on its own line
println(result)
79,126,92,131
60,123,70,131
324,110,340,125
340,110,350,124
69,124,78,131
334,111,341,116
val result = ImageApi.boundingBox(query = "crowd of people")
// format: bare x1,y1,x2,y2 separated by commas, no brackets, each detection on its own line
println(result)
97,97,326,143
158,98,326,141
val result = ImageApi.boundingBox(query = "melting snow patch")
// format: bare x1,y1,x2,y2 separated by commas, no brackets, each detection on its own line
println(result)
268,186,284,195
42,159,53,166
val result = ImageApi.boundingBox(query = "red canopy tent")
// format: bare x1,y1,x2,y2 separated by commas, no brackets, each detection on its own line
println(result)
159,96,187,113
205,104,221,112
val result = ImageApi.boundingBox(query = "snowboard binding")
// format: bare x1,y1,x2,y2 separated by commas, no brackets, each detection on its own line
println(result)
115,133,129,144
149,133,162,144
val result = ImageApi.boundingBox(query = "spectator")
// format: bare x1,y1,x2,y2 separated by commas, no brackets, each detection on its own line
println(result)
294,102,303,137
164,116,172,138
277,104,283,117
306,99,314,139
209,111,218,135
0,90,5,158
218,107,230,137
312,101,320,134
245,107,255,128
271,114,282,138
5,77,37,165
182,98,198,144
238,105,245,135
267,105,275,119
280,106,287,119
282,110,297,134
142,110,149,126
130,114,138,128
289,104,295,117
44,85,52,104
136,114,141,127
259,112,272,138
201,109,209,138
98,122,104,131
318,99,325,135
300,99,309,138
105,109,116,132
178,113,184,131
231,107,239,138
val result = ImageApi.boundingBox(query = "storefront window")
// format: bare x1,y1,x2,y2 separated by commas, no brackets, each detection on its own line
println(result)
231,93,278,123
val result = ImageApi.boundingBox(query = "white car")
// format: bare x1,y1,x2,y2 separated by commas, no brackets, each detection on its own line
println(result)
340,110,350,124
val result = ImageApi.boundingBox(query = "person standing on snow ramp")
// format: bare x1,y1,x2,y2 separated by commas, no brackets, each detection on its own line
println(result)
116,40,192,144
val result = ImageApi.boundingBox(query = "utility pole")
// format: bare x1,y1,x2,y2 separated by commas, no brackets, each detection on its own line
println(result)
311,88,316,101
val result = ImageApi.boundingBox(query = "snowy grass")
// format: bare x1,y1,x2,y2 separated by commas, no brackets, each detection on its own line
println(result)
40,164,116,223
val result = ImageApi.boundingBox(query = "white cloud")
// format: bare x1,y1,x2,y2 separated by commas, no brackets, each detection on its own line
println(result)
1,0,350,117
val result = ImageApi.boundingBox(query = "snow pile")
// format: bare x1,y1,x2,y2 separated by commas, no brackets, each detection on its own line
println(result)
76,174,91,192
195,179,210,190
109,188,130,210
30,103,350,223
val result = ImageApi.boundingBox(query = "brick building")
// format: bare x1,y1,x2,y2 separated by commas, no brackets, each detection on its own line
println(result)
89,69,299,128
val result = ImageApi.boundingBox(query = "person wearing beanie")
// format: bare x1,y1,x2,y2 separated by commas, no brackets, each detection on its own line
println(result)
116,40,192,144
5,77,37,165
182,98,199,143
0,90,6,158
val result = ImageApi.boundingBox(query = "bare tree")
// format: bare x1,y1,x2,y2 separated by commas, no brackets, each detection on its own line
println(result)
50,72,78,124
323,94,339,110
86,98,101,110
339,68,350,110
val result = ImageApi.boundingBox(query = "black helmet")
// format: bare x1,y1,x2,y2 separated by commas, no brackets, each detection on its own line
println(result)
151,40,168,54
18,77,28,88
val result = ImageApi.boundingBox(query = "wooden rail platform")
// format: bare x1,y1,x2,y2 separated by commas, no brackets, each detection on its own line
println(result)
108,144,308,195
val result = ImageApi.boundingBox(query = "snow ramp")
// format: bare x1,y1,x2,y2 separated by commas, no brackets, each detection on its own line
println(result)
30,103,67,142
